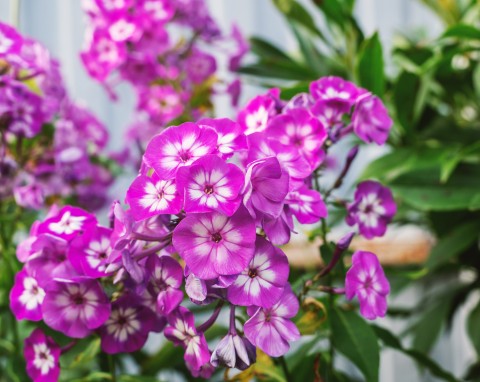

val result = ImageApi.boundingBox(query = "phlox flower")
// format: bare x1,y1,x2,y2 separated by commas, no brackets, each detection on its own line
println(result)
24,329,60,382
352,94,392,145
10,269,46,321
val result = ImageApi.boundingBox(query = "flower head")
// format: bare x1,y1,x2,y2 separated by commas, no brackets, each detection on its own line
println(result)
24,329,60,382
352,95,392,145
37,206,97,240
210,333,256,370
173,207,256,280
345,251,390,320
346,180,396,239
10,269,45,321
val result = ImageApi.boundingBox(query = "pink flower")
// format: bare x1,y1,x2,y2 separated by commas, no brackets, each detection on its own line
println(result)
173,207,256,280
10,269,45,321
165,307,211,372
24,329,60,382
286,186,327,224
237,89,280,135
198,118,247,159
176,155,244,216
137,85,184,123
228,237,289,308
345,251,390,320
266,107,327,169
37,206,97,241
99,294,156,353
42,278,111,338
144,123,218,180
244,286,300,357
126,171,182,221
346,180,396,239
352,95,392,145
186,49,217,84
0,22,23,58
309,76,362,105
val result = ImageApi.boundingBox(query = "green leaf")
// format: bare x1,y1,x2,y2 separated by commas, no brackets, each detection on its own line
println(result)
331,308,379,382
249,37,295,62
356,32,385,97
69,372,112,382
290,23,325,76
427,220,480,269
238,61,316,81
119,376,165,382
443,24,480,40
64,338,101,370
273,0,324,38
372,325,459,382
392,71,421,135
312,0,350,28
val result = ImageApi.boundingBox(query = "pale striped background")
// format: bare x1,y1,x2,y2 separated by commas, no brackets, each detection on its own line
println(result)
0,1,473,380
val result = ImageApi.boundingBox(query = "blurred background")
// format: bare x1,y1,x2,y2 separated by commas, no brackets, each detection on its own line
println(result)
0,1,474,381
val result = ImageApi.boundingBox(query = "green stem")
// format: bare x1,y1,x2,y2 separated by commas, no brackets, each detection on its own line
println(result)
108,354,117,382
278,356,292,382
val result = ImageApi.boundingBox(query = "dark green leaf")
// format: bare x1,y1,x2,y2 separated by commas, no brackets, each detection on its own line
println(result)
443,24,480,40
356,32,385,97
392,71,421,135
249,37,295,62
331,308,379,382
427,220,480,268
467,301,480,356
273,0,324,38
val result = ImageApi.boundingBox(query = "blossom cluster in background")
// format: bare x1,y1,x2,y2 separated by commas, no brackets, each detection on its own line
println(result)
0,22,114,211
80,0,247,160
12,75,395,381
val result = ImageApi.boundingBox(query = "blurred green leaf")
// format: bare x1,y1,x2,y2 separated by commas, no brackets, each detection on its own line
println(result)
64,338,100,370
249,36,296,62
119,376,165,382
427,220,480,268
356,32,385,97
273,0,324,38
393,71,421,135
372,325,459,382
69,372,112,382
443,24,480,39
331,308,379,382
238,61,316,81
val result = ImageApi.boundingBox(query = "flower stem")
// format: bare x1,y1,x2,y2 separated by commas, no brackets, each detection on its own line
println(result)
197,300,224,333
108,354,117,382
279,356,292,382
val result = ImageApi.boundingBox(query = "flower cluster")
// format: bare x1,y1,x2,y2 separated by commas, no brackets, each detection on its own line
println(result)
81,0,247,156
0,22,114,211
13,76,395,381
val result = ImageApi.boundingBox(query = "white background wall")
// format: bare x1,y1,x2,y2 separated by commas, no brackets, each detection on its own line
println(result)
0,1,472,381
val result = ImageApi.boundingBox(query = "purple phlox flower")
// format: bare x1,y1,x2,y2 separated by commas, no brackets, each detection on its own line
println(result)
345,251,390,320
227,78,241,108
68,225,113,278
198,118,248,159
228,24,249,71
13,178,45,210
107,16,141,43
284,92,314,110
244,285,300,357
309,76,363,105
146,255,184,315
185,273,208,303
352,94,392,145
144,122,218,180
10,269,46,321
126,169,182,221
246,132,312,183
99,293,156,353
110,201,135,250
346,180,396,239
176,154,244,216
0,22,23,58
24,234,76,279
137,85,184,124
266,107,327,169
286,186,327,224
173,207,256,280
188,362,215,379
42,278,111,338
211,306,256,370
24,328,60,382
228,237,289,308
186,49,217,84
164,306,211,372
237,89,280,135
262,205,295,246
242,156,289,220
37,206,97,241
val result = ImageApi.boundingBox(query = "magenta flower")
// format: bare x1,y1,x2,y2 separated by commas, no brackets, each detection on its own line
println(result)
309,76,362,105
10,269,45,321
210,333,256,370
286,186,327,224
352,95,393,145
198,118,247,159
346,180,396,239
244,286,300,357
262,206,294,246
0,22,22,57
68,226,113,278
237,89,279,135
24,329,60,382
186,49,217,84
126,171,182,221
266,107,327,169
243,157,289,220
42,278,111,338
37,206,97,241
146,255,184,315
176,155,244,216
137,85,184,124
165,306,211,372
345,251,390,320
99,294,156,354
173,207,256,280
144,123,218,180
228,237,289,308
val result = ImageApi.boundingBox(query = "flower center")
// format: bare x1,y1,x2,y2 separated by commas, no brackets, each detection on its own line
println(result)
211,232,222,243
73,295,85,305
248,269,257,278
118,316,127,326
204,185,214,195
179,151,191,163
